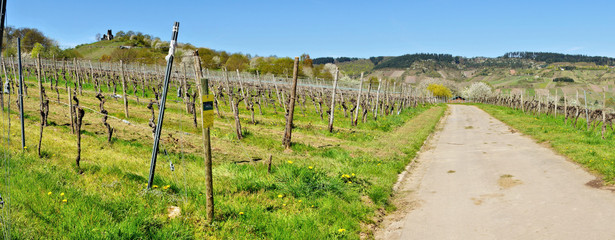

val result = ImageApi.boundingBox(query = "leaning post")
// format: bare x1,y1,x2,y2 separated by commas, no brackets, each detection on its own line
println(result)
328,68,339,133
147,22,179,190
353,72,364,126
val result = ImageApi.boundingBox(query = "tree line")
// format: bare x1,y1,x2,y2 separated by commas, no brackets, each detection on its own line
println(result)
312,57,361,65
2,26,81,59
373,53,458,69
502,52,615,66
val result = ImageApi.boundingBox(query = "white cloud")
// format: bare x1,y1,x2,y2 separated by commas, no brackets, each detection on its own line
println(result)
565,46,584,52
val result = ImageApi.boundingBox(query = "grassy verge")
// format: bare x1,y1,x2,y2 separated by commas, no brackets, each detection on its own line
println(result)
0,74,447,239
476,104,615,182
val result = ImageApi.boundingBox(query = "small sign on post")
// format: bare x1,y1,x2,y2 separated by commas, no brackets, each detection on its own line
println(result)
201,81,214,128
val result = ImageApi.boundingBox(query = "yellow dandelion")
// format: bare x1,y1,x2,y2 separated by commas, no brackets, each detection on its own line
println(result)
282,204,286,206
298,200,302,203
377,163,381,166
23,146,27,149
351,173,355,177
347,181,352,184
153,185,158,188
278,194,283,198
338,229,346,233
308,166,313,169
62,199,67,203
47,192,52,195
239,212,244,215
52,154,56,157
60,193,65,196
287,161,293,164
311,205,314,208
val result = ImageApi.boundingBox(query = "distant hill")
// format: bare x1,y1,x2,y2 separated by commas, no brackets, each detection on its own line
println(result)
502,52,615,66
73,37,196,65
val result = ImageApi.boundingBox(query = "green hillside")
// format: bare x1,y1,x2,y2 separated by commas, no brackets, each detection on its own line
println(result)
74,40,127,60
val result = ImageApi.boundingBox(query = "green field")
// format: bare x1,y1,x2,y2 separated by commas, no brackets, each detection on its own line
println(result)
0,73,445,239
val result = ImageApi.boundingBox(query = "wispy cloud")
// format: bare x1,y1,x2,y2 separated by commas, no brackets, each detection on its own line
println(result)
565,46,584,52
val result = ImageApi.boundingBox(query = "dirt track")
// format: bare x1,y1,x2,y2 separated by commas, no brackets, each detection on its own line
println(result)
377,105,615,239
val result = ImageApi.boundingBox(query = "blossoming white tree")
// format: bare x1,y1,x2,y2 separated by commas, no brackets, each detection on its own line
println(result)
461,82,493,100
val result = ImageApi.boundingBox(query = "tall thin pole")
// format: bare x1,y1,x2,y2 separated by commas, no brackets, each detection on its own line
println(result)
147,22,179,190
120,60,129,118
328,68,339,133
584,90,589,130
17,39,25,151
353,72,364,126
193,50,214,224
374,78,382,120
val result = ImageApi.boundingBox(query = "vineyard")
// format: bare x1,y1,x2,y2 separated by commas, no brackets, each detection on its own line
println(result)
475,92,615,138
4,0,615,238
0,50,446,238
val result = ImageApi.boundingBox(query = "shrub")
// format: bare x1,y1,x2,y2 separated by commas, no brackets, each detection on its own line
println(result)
553,77,574,82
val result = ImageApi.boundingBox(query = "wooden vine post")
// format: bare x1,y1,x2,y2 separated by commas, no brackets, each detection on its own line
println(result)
328,67,339,133
282,57,299,148
521,89,525,113
554,90,558,118
374,78,382,120
120,60,129,118
36,54,49,158
602,87,606,139
193,50,215,223
363,81,372,123
353,72,364,126
224,69,243,140
584,90,589,131
69,85,74,134
563,89,567,124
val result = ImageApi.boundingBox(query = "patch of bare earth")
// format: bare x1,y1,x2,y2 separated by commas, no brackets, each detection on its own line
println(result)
498,174,522,189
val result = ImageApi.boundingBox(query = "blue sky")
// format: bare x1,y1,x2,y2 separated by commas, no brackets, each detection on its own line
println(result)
7,0,615,58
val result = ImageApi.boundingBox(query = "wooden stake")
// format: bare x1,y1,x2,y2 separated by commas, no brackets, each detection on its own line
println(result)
120,60,129,118
353,72,364,126
564,89,567,125
374,78,382,120
585,90,589,131
328,68,339,133
282,57,299,148
554,90,558,118
193,50,214,224
182,63,189,113
602,87,606,139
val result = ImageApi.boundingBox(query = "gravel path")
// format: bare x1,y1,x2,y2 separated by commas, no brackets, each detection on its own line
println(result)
377,105,615,240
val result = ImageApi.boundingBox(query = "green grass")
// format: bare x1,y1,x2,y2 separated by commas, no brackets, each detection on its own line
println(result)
0,72,446,239
477,104,615,182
